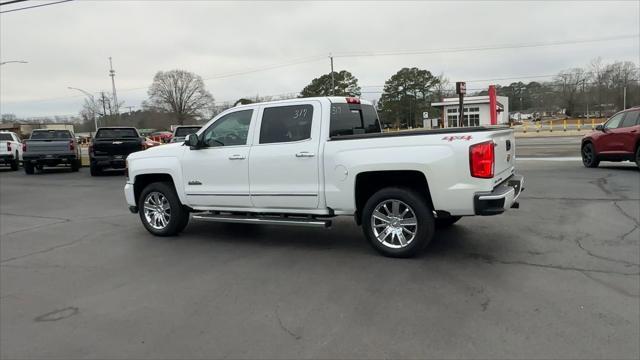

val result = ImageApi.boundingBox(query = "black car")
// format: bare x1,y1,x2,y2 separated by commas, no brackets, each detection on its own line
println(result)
90,127,145,176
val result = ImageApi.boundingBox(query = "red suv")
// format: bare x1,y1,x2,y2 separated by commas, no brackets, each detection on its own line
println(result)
581,107,640,168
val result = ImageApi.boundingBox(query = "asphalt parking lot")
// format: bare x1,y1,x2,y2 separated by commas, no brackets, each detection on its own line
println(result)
1,138,638,359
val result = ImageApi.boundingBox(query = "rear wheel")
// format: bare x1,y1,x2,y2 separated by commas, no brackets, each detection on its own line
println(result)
71,159,80,172
582,143,599,168
435,216,462,228
24,162,34,175
362,187,434,258
635,146,640,169
138,182,189,236
10,152,19,171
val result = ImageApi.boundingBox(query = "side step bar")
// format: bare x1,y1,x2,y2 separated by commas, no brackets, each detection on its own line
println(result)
192,213,332,228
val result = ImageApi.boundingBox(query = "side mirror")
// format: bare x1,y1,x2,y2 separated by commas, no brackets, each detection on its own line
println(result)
184,133,201,149
595,124,604,131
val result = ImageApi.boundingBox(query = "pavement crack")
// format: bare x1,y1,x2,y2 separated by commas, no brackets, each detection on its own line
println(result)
466,253,639,276
575,237,639,268
621,226,638,240
0,233,92,264
613,201,640,227
274,305,301,340
0,212,72,222
579,271,639,298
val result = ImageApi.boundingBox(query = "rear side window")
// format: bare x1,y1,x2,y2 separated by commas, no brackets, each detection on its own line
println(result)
95,128,139,138
0,133,13,141
620,110,640,128
330,103,381,137
259,105,313,144
30,130,72,140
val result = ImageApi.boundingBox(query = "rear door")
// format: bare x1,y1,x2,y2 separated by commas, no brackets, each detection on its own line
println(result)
249,101,322,209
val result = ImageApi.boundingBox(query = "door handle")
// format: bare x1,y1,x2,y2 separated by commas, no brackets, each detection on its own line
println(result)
228,154,246,160
295,151,315,158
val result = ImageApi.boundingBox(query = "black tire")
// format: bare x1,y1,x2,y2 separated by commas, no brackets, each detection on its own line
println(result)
582,142,599,168
138,182,189,236
361,187,434,258
71,159,80,172
90,163,102,176
10,152,19,171
635,146,640,169
435,216,462,228
24,162,34,175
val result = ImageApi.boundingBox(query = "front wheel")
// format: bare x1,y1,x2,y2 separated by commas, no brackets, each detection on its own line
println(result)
582,143,599,168
138,182,189,236
361,187,434,258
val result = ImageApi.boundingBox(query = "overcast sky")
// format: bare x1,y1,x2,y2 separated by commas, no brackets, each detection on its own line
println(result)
1,0,638,117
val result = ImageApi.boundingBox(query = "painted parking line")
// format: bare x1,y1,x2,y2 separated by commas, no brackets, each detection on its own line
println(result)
517,157,582,161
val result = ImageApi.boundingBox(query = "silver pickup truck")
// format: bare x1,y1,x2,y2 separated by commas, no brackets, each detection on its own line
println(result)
22,129,81,174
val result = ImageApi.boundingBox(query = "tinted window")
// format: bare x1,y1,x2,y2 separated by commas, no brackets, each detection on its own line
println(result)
30,130,72,140
95,128,139,138
330,103,381,137
202,110,253,147
174,127,201,137
620,110,640,128
259,105,313,144
0,133,13,141
605,113,625,129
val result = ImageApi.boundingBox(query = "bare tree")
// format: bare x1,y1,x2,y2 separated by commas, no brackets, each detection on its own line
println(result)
147,70,215,125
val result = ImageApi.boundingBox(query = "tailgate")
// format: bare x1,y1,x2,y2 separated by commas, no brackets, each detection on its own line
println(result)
489,130,516,182
25,140,70,154
93,139,143,156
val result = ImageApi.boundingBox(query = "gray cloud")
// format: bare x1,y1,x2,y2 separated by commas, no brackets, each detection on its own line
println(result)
1,0,638,117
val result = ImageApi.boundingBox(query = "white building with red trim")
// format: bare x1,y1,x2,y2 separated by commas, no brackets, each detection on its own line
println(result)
431,86,509,127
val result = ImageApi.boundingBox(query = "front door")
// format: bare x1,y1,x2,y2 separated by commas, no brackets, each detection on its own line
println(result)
181,109,256,208
599,112,626,154
249,101,321,209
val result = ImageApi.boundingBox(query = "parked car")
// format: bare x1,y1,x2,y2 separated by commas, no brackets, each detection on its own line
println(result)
124,97,523,257
170,125,202,143
90,127,146,176
0,131,22,171
581,107,640,168
22,129,80,174
149,131,173,143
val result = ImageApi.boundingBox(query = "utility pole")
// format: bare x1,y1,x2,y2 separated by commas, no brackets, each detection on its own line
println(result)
108,57,119,115
456,82,466,127
623,86,627,110
329,53,335,96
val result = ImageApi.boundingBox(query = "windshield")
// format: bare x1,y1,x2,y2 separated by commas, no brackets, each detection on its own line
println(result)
95,128,139,139
30,130,72,140
330,103,381,137
174,127,201,137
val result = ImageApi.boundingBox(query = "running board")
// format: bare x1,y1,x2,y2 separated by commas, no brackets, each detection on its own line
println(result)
192,213,332,228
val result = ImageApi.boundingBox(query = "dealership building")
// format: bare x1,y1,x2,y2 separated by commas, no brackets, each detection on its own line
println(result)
431,86,509,127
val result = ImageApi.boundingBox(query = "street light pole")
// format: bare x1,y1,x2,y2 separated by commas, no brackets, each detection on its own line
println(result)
68,87,98,132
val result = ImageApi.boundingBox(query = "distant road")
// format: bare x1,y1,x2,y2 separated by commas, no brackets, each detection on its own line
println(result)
515,136,582,158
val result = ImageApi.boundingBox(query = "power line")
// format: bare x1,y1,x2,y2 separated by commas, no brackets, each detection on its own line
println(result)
0,0,29,6
333,34,639,58
0,0,73,14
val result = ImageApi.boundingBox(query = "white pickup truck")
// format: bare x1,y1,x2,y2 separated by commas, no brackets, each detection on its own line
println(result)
125,97,523,257
0,131,22,171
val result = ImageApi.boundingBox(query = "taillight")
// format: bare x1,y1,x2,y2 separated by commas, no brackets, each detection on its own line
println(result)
6,143,10,152
69,140,75,151
346,97,360,104
469,141,495,178
22,143,27,152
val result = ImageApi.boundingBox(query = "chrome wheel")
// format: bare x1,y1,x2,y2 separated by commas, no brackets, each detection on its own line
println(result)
371,199,418,249
143,191,171,230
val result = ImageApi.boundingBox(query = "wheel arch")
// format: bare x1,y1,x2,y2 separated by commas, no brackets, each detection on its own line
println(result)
133,173,179,206
353,170,434,225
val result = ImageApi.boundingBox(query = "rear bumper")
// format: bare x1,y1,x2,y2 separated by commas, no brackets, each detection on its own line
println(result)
91,155,127,169
23,154,77,164
474,174,524,216
0,154,16,164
